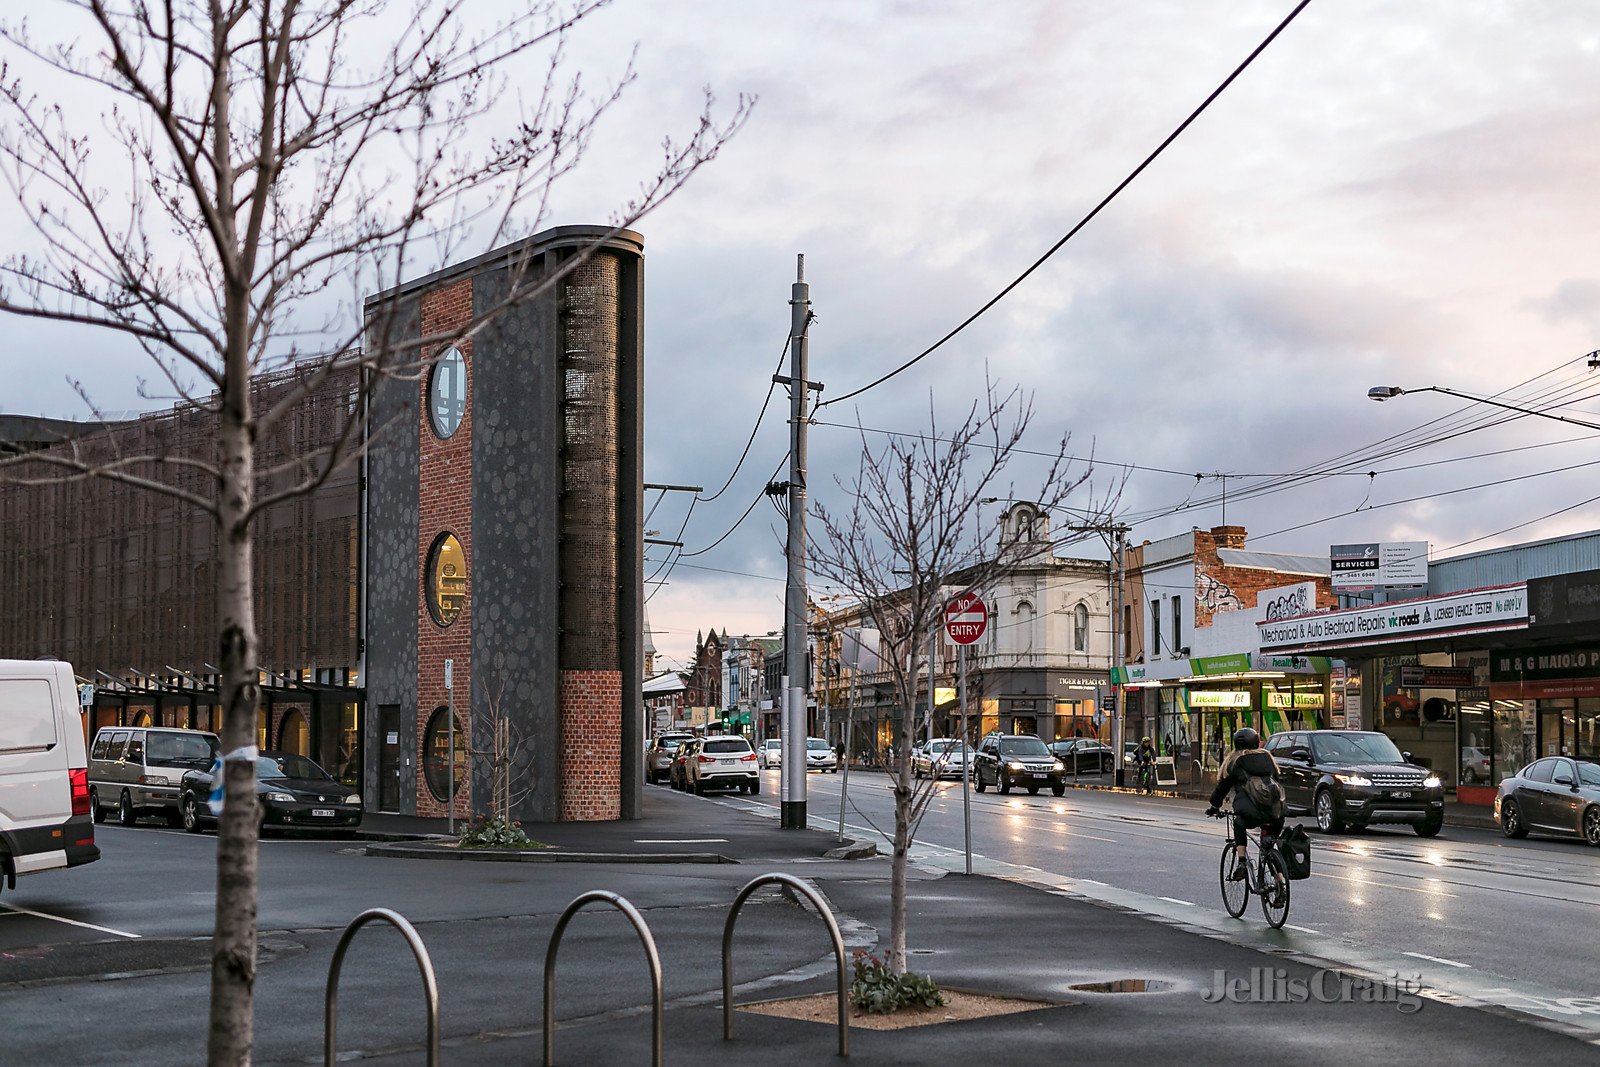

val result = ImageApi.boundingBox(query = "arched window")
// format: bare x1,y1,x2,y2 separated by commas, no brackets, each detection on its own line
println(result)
1073,602,1090,652
278,709,309,756
423,707,466,800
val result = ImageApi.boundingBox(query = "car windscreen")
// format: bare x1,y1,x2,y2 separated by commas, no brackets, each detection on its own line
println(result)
998,738,1050,758
1310,732,1404,766
806,738,830,751
932,741,969,754
148,732,220,766
257,755,328,780
703,739,750,754
658,737,690,750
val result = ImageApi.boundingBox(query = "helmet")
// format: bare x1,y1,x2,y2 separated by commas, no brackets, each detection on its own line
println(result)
1233,727,1260,750
1141,736,1152,744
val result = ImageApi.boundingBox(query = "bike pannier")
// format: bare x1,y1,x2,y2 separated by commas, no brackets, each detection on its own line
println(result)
1277,825,1312,880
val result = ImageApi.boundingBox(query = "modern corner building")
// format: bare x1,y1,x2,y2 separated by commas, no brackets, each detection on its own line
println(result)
0,225,648,823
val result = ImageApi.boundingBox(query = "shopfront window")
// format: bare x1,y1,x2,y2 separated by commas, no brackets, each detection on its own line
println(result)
1458,697,1492,785
423,706,466,801
1492,699,1533,785
1579,698,1600,761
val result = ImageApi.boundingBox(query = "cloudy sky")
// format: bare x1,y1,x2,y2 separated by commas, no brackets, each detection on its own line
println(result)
5,2,1599,672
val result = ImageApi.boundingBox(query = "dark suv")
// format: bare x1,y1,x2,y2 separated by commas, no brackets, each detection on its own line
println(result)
1266,729,1444,837
974,734,1066,796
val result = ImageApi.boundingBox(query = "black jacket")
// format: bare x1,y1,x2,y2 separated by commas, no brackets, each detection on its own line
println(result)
1209,749,1278,808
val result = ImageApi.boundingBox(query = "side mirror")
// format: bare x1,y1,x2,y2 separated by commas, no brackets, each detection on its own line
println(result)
1402,751,1414,763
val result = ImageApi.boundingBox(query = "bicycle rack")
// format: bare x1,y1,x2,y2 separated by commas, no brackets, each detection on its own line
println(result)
722,873,849,1058
324,908,439,1067
543,890,663,1067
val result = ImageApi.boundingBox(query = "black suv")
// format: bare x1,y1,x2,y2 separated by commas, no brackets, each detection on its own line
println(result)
974,734,1066,796
1266,729,1444,837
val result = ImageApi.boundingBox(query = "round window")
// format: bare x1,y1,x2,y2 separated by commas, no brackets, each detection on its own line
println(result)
428,346,467,439
423,707,466,801
425,532,467,627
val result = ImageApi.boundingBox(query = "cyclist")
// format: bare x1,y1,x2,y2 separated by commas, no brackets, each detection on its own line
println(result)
1205,727,1283,879
1133,736,1157,793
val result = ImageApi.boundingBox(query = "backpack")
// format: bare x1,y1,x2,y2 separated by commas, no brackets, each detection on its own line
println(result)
1241,772,1285,821
1277,825,1313,880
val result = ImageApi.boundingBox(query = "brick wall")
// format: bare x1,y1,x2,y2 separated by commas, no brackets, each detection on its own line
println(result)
559,669,621,820
415,278,474,818
1193,526,1337,629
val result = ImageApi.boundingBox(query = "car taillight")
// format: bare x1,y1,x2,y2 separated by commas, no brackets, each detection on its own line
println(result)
741,753,757,762
698,755,716,763
69,767,91,816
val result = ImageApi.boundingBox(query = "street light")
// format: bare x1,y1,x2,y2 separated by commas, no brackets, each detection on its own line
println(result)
1367,384,1600,432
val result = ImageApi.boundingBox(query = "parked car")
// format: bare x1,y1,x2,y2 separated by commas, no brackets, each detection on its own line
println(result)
1494,757,1600,845
1048,738,1115,774
804,736,838,773
1266,729,1444,837
759,739,783,769
89,725,219,827
1460,746,1492,785
974,734,1067,796
911,738,971,780
669,738,700,790
684,735,760,795
180,751,362,833
0,659,99,883
647,732,695,785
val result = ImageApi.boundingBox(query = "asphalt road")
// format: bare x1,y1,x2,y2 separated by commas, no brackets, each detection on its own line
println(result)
736,765,1600,1002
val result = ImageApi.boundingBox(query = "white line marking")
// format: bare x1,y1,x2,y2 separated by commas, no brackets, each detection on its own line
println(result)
1158,896,1196,906
1404,951,1471,969
0,903,141,939
633,838,728,844
1285,924,1320,934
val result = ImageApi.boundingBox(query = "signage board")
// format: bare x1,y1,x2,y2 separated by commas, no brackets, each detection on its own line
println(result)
1187,690,1251,708
1329,541,1429,590
944,592,988,646
1399,665,1474,688
1266,692,1325,709
1259,584,1528,650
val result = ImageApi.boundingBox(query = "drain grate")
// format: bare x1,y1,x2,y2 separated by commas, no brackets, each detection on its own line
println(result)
1069,979,1151,993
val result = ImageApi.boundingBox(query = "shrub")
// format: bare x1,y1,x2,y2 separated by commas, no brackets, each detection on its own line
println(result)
457,814,545,849
849,950,948,1014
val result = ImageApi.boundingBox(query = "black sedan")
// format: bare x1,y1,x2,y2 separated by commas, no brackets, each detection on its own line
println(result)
1495,757,1600,845
1048,739,1114,774
180,752,362,833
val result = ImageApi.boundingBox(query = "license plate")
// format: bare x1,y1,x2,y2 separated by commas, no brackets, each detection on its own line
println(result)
312,808,336,817
1033,773,1048,779
721,759,735,766
1390,791,1411,799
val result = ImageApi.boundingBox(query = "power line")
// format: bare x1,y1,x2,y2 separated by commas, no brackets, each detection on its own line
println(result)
819,0,1315,409
680,452,790,559
697,333,793,503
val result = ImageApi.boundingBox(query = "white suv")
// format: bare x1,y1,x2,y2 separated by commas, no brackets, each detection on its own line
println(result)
804,737,838,773
759,739,783,769
687,736,760,795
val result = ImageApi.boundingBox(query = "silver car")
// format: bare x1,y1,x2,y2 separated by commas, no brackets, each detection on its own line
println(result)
804,737,838,773
912,738,971,780
646,732,696,785
88,726,220,827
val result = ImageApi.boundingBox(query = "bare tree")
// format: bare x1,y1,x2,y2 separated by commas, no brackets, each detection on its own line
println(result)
809,380,1105,978
0,3,748,1062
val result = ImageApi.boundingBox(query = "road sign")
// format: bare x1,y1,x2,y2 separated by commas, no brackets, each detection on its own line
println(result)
944,592,988,645
444,658,454,689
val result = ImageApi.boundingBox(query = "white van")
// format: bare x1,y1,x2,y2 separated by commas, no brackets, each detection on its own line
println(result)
0,659,100,894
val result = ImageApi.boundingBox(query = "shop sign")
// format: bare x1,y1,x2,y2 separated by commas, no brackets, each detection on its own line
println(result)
1329,541,1429,589
1330,666,1346,713
1491,644,1600,682
1188,690,1251,708
1190,653,1252,676
1055,674,1104,691
1330,713,1347,729
1253,653,1332,674
1399,665,1475,688
1529,568,1600,627
1266,692,1325,709
1258,584,1528,650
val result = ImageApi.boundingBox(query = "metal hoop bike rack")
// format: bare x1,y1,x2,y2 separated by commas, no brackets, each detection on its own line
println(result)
324,908,440,1067
722,872,849,1058
543,890,663,1067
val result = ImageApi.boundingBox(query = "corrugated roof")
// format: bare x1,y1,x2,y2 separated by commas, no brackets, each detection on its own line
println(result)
1216,548,1327,575
643,672,686,695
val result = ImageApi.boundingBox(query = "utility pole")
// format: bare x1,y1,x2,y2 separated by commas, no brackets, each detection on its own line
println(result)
1111,525,1127,786
781,255,818,829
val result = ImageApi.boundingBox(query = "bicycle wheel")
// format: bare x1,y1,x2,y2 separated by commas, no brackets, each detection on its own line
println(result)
1259,850,1291,929
1219,843,1249,917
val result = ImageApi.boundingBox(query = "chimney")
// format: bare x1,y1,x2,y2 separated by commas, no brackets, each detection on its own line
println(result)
1210,525,1247,549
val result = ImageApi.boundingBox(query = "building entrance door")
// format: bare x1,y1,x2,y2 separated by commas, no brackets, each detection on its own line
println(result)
378,704,402,812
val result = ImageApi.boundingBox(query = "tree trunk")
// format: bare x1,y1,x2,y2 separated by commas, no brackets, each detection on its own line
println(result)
888,701,912,974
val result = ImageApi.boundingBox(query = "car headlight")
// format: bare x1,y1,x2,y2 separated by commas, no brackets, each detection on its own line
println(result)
265,791,295,803
1006,761,1025,772
345,794,361,805
1053,761,1065,772
1422,776,1441,790
1333,774,1372,787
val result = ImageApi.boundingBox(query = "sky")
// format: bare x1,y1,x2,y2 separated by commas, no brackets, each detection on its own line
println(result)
4,1,1599,675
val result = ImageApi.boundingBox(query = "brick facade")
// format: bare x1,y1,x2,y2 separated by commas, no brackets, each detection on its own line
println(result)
559,670,622,820
415,279,474,818
1193,525,1336,630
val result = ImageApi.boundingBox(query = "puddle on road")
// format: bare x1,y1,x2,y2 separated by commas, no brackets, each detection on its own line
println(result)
1069,979,1152,993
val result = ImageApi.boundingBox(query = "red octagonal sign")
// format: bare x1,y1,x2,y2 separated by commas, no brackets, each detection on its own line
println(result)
945,592,988,645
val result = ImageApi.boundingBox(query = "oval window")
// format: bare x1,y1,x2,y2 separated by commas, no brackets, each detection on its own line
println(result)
423,707,466,801
426,532,467,627
428,346,467,439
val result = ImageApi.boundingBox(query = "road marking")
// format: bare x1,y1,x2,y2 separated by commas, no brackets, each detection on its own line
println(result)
0,903,140,939
1158,896,1196,906
1285,924,1320,934
1404,951,1471,969
633,838,728,844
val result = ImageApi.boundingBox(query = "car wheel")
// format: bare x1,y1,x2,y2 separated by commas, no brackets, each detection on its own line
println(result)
182,794,205,834
1583,806,1600,847
693,778,705,796
1413,816,1442,838
750,778,761,796
998,772,1011,795
90,787,106,824
1500,798,1528,839
975,771,987,793
1052,784,1066,797
1314,789,1344,834
118,790,137,827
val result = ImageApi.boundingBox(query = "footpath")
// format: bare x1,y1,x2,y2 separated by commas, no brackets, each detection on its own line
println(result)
325,789,1593,1066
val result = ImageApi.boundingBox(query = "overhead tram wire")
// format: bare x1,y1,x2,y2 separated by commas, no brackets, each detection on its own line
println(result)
697,333,794,503
817,0,1316,411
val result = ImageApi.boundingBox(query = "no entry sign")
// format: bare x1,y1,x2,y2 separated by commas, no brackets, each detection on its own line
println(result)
945,592,988,645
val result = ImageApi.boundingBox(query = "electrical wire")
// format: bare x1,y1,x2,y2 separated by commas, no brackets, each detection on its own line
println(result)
697,332,794,503
680,452,790,560
820,0,1315,410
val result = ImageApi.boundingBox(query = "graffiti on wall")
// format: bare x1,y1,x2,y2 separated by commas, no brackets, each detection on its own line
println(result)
1196,572,1244,615
1261,583,1314,622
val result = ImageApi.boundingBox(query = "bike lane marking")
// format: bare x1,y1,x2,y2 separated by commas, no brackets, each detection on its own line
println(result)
0,903,140,939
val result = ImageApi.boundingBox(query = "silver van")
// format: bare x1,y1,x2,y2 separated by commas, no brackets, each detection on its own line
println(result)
89,726,219,827
1,659,100,891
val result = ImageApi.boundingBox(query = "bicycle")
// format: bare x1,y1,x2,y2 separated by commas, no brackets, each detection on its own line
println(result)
1211,810,1291,929
1135,761,1156,794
